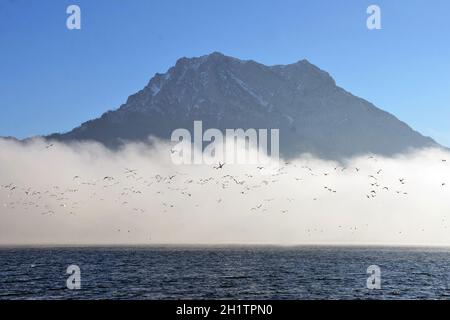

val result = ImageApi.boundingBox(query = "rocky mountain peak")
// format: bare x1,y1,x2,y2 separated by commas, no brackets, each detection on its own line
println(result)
46,53,438,159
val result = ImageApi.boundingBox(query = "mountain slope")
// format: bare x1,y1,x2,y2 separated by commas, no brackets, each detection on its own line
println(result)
47,52,438,159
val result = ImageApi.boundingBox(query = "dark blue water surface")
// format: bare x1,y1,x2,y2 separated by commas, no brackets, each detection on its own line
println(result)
0,246,449,300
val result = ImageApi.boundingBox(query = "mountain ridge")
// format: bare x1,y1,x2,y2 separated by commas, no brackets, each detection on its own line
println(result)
42,52,438,159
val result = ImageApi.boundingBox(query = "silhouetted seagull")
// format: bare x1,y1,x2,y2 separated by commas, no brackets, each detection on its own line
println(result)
214,162,225,169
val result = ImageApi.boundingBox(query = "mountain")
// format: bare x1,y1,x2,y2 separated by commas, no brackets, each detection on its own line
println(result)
47,52,438,159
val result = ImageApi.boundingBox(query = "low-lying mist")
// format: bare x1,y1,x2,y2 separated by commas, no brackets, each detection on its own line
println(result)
1,138,449,246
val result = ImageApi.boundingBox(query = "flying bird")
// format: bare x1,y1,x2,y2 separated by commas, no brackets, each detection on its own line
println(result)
214,162,225,170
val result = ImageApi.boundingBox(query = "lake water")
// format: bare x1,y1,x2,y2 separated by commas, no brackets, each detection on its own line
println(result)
1,246,449,300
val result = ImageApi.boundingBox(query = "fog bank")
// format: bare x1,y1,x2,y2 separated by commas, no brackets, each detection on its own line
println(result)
1,138,449,246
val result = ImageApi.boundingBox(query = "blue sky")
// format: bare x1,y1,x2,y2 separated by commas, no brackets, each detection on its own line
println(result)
1,0,449,146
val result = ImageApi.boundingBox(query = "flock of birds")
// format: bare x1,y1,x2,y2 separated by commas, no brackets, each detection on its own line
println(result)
1,143,449,238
